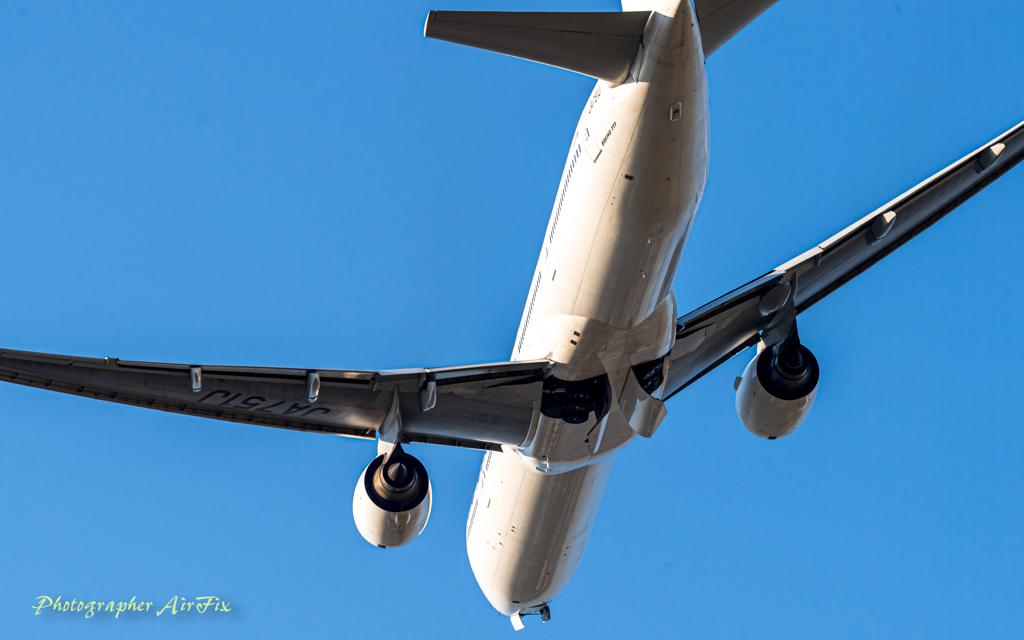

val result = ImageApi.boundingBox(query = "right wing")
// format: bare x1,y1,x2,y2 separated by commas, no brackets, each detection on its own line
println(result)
0,348,551,451
664,117,1024,399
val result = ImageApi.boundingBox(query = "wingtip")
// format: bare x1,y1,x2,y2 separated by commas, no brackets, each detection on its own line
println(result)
423,10,435,38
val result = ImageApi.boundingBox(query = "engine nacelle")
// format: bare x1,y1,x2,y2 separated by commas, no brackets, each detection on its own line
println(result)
352,446,431,549
735,341,819,439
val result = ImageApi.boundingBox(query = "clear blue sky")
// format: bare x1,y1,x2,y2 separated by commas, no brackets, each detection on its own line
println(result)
2,1,1022,638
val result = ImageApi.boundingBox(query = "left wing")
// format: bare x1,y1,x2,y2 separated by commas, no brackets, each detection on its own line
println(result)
664,117,1024,399
0,349,550,451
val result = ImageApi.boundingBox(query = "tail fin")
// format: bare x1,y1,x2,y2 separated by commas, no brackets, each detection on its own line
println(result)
424,11,651,84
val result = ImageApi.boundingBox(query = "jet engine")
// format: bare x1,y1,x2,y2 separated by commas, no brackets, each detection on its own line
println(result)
352,444,432,548
735,340,819,439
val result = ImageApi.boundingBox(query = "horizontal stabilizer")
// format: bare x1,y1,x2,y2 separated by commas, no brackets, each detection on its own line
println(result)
695,0,781,56
424,11,651,84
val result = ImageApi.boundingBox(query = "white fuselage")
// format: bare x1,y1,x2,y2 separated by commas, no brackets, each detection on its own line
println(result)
466,1,709,617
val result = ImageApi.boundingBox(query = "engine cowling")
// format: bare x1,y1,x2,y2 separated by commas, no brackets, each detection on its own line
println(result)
735,341,819,439
352,446,432,548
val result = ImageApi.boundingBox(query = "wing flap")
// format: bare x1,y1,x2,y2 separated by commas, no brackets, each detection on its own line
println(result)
665,278,776,396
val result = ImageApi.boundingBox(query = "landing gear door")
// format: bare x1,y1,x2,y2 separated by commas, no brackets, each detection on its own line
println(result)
619,360,668,438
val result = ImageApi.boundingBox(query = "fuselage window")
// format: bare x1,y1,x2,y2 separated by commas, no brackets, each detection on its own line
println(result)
467,499,479,540
517,271,544,354
550,143,582,243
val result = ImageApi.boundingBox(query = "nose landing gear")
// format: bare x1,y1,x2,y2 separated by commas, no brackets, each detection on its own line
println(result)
510,604,551,631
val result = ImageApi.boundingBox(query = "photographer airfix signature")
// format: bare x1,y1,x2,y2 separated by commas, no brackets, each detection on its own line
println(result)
33,595,232,619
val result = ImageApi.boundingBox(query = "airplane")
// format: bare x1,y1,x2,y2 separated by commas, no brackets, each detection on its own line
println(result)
1,0,1021,631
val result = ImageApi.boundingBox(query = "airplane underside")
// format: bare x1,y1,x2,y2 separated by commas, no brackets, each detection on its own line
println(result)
1,0,1021,632
463,0,709,621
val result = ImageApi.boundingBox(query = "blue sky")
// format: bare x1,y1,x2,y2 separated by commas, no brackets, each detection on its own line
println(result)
1,1,1022,638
